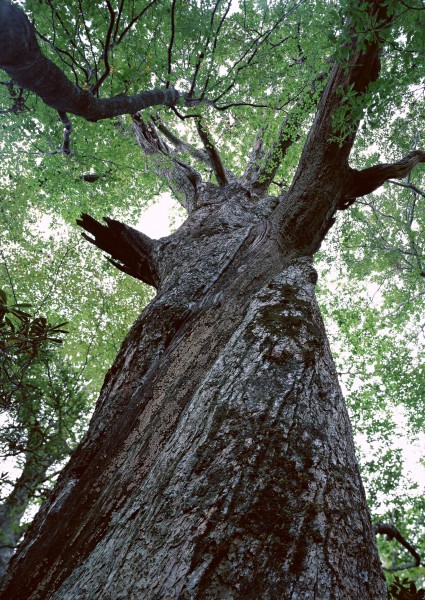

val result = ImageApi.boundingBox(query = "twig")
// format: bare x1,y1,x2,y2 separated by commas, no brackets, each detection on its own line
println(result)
58,112,72,155
386,179,425,199
166,0,177,89
91,1,116,95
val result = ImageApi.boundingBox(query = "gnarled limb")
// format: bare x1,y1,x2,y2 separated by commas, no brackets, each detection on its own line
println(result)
0,0,179,121
339,150,425,209
132,116,201,213
374,522,423,571
76,214,159,288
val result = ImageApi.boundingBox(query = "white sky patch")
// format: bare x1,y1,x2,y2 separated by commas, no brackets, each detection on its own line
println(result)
29,213,54,240
136,193,184,238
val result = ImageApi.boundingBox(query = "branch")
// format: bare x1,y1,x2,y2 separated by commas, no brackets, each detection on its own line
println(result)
57,112,72,155
270,1,403,252
247,72,327,193
241,130,266,187
166,0,177,89
374,522,423,571
115,0,158,45
90,0,116,95
76,214,159,287
387,179,425,199
199,0,233,99
207,1,291,104
0,0,180,121
153,118,211,166
132,115,201,212
45,0,90,81
195,119,228,186
188,52,204,100
340,150,425,209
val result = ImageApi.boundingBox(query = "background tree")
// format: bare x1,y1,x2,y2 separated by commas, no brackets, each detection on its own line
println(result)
0,0,424,598
0,287,89,575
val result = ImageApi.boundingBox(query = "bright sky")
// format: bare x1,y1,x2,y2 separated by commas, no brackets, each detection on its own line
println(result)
137,193,184,239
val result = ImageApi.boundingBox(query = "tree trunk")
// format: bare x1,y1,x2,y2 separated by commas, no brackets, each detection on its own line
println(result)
0,184,387,599
0,453,48,577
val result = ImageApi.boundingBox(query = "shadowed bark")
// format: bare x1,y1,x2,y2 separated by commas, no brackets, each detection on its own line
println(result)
76,214,159,287
340,150,425,208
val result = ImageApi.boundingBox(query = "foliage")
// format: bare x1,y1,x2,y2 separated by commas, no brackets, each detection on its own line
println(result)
389,577,425,600
316,140,425,583
0,286,87,537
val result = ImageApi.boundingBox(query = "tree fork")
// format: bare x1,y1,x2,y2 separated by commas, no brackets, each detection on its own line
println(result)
339,150,425,208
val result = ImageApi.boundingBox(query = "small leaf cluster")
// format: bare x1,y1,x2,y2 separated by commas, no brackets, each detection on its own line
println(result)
0,288,68,359
0,288,90,530
390,577,425,600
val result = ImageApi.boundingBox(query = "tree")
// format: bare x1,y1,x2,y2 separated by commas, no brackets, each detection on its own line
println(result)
0,288,89,576
0,0,424,597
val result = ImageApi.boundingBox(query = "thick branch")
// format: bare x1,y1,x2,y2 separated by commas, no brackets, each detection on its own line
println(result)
248,72,327,193
339,150,425,209
76,214,159,287
374,522,422,571
195,119,228,186
271,0,394,253
0,0,179,121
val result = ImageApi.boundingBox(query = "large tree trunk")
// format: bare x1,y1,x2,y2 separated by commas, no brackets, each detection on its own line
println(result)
0,183,387,599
